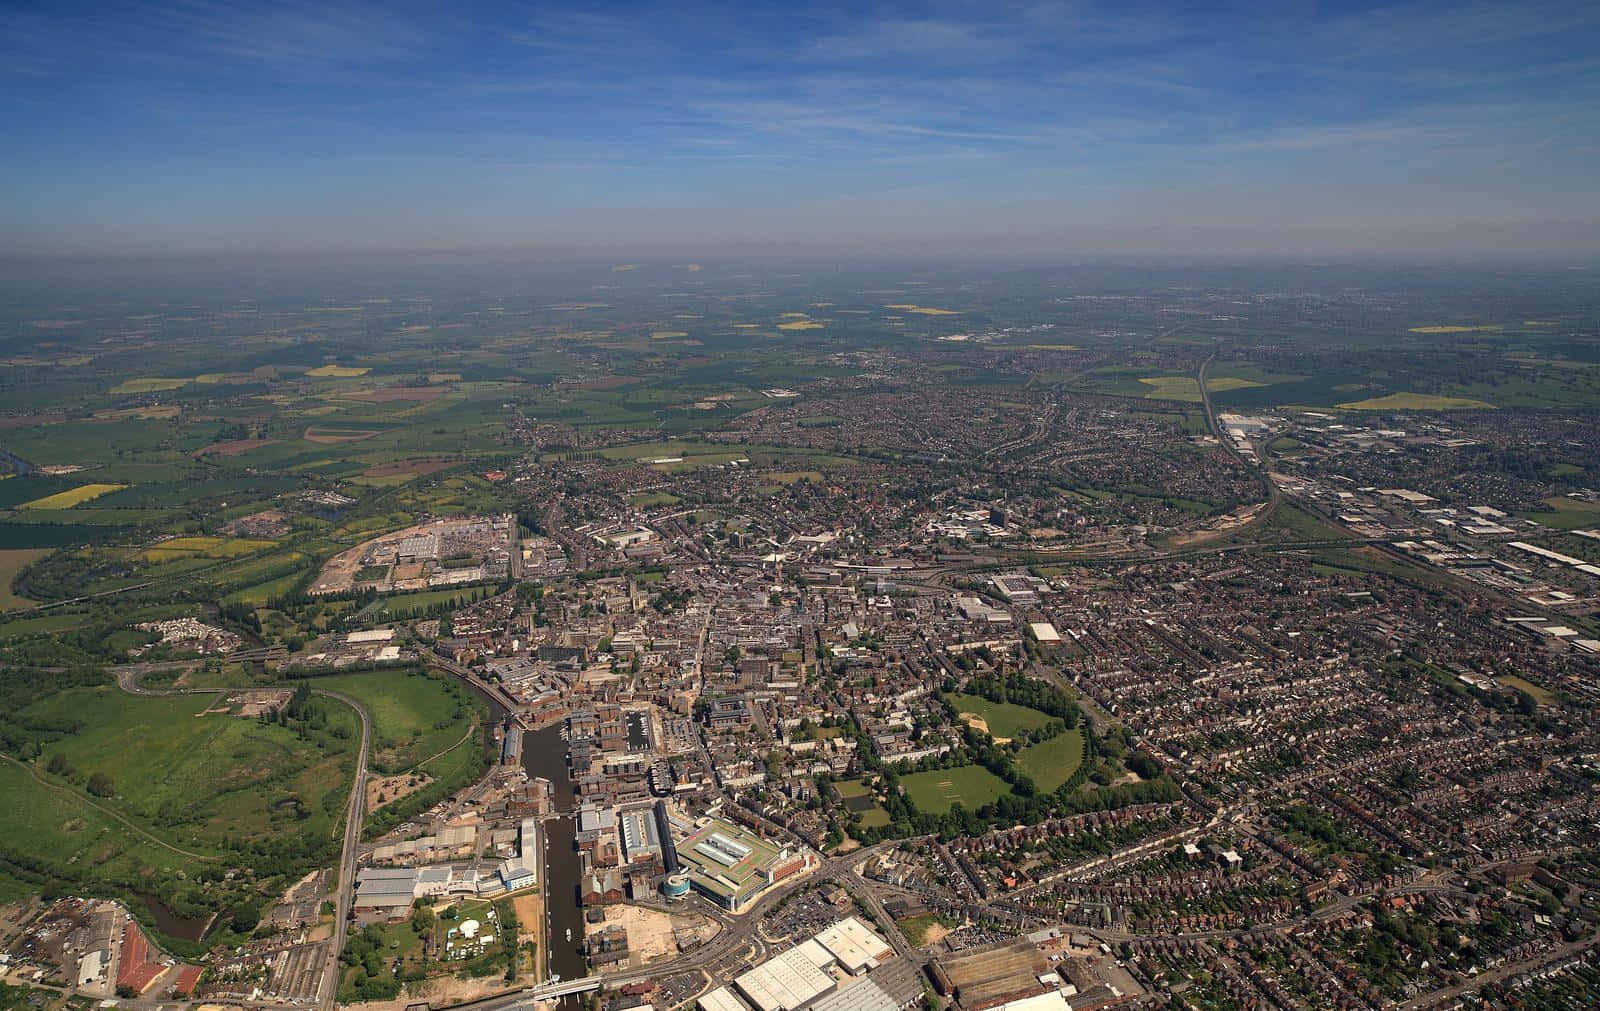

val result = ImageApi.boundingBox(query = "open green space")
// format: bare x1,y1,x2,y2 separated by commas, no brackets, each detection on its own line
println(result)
897,913,955,946
0,683,358,952
1518,496,1600,530
314,668,484,775
0,549,48,611
857,806,891,829
1497,675,1558,706
900,764,1012,815
338,921,423,1003
0,756,194,882
834,778,872,799
1261,503,1353,541
1335,392,1495,411
946,693,1053,740
1015,729,1087,793
628,491,682,508
20,687,357,850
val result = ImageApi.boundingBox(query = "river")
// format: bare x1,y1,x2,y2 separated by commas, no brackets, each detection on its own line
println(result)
520,724,587,988
0,449,34,476
467,683,587,989
137,892,214,943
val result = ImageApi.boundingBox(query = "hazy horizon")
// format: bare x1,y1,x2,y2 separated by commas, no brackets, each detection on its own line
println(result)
5,0,1600,259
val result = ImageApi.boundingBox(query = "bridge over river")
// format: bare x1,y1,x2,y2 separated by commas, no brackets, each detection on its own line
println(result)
528,976,604,1000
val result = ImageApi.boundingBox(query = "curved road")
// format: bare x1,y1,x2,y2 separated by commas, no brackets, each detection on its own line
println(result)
114,669,371,1011
318,689,370,1010
1197,352,1282,530
443,842,909,1011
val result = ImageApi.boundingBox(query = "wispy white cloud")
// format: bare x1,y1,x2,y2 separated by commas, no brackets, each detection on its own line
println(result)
3,0,1598,256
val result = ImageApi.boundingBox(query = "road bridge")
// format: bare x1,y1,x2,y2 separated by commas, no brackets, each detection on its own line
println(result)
529,976,604,999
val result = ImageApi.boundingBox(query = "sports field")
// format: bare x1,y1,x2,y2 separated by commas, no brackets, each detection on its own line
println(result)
901,765,1011,815
946,693,1053,741
1016,729,1086,792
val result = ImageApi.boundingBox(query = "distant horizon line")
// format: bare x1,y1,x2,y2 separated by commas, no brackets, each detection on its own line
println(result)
2,245,1597,272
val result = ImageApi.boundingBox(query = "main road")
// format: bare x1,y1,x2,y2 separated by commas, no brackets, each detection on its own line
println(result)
1198,352,1282,526
113,668,371,1011
317,688,371,1011
442,842,907,1011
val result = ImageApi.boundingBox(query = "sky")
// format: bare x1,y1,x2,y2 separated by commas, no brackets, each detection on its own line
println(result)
3,0,1599,259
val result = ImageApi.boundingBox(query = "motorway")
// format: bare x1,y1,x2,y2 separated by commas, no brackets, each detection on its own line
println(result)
1196,352,1282,531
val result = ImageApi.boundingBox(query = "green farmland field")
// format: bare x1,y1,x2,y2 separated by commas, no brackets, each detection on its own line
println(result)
0,548,48,611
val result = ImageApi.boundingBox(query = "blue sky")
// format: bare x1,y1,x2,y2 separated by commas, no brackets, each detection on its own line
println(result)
3,1,1598,257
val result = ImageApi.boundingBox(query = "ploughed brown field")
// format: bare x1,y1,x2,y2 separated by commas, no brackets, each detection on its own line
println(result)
193,438,280,457
303,427,380,444
361,457,458,478
342,384,453,403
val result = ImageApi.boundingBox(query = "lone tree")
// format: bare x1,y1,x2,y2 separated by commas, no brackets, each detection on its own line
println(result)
86,772,115,798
